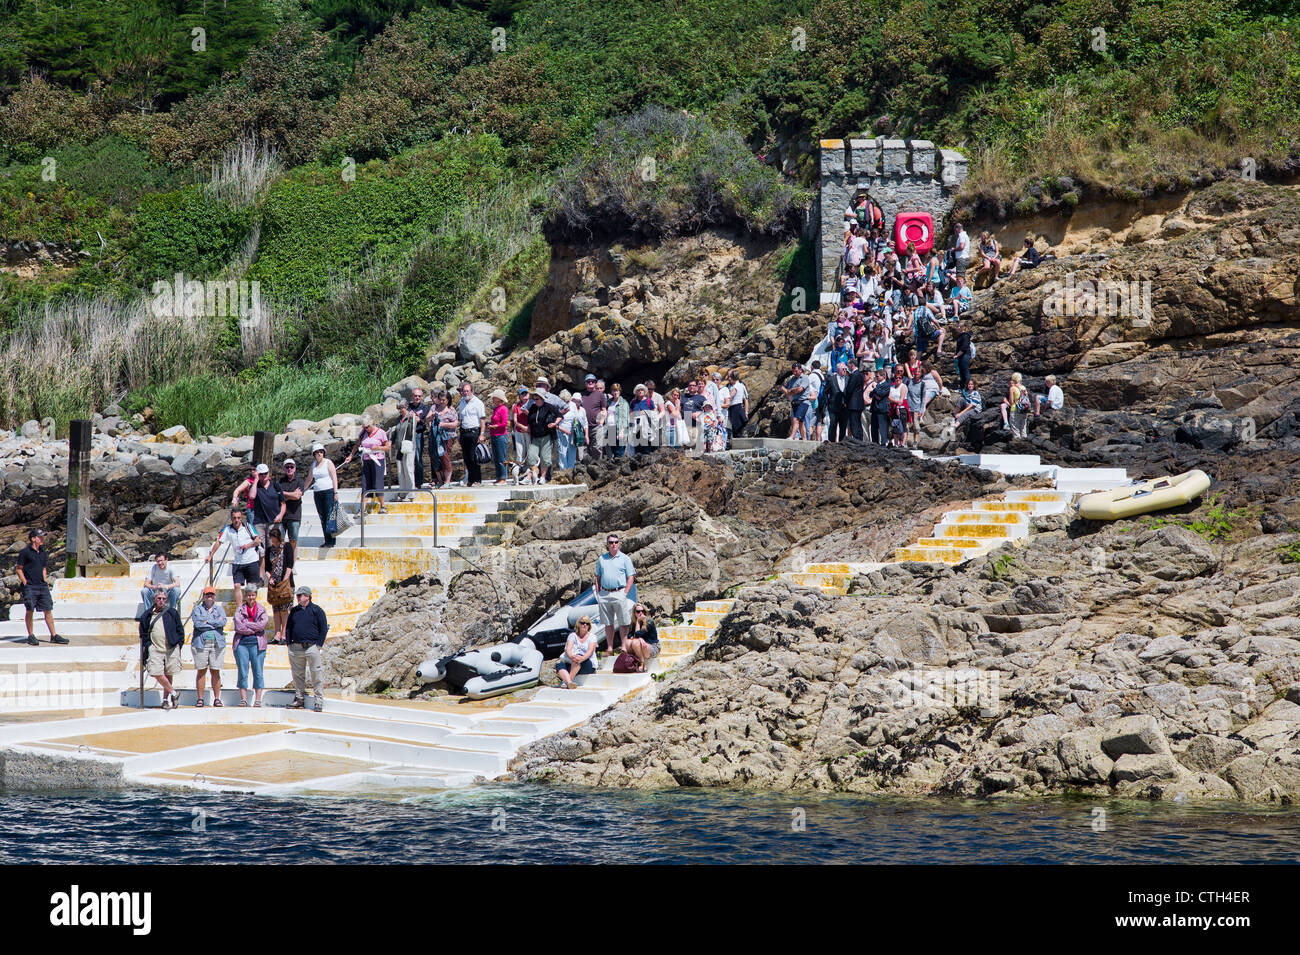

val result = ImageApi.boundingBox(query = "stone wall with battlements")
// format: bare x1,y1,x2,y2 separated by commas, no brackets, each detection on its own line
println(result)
818,138,968,301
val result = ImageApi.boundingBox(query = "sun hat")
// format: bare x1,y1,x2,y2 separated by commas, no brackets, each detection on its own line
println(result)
312,443,325,452
489,389,507,402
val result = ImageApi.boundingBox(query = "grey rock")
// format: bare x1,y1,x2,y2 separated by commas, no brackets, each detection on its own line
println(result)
1057,729,1114,784
1101,715,1171,758
1179,735,1250,773
20,420,41,439
1112,753,1180,782
457,321,497,362
142,508,174,533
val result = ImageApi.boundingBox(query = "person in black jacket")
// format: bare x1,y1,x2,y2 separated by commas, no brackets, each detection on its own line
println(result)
869,369,892,446
139,589,185,709
286,586,329,711
843,362,867,440
823,362,851,442
525,391,560,485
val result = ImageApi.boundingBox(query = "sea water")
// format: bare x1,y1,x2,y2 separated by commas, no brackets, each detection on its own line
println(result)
2,786,1298,864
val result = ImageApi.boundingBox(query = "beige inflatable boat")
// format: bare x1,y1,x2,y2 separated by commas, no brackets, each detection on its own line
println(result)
1077,469,1212,521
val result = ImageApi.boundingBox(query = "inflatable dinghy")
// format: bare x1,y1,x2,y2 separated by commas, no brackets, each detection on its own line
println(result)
1077,469,1212,521
512,584,637,658
415,638,544,699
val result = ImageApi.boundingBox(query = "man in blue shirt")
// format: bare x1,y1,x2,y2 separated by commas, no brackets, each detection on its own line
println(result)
595,533,635,653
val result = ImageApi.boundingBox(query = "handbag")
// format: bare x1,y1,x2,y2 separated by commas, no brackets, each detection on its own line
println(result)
268,578,293,606
474,441,491,464
612,652,641,673
400,440,414,456
325,499,339,535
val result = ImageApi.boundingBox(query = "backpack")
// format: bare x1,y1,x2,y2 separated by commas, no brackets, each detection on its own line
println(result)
1015,388,1031,413
915,309,935,339
574,414,587,447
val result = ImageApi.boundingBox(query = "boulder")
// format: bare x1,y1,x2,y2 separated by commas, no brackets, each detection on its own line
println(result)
158,425,192,444
142,508,175,533
1057,729,1114,784
1111,753,1181,782
20,420,40,439
1175,411,1256,451
457,322,497,363
382,375,432,404
1100,714,1171,758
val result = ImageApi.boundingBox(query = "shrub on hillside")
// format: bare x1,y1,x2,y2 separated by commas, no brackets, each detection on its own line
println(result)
546,106,808,242
130,186,254,282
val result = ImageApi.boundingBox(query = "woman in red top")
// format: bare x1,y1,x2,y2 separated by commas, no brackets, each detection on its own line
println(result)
488,390,510,485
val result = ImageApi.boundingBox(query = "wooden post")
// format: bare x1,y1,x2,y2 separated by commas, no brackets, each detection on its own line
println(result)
65,419,91,578
252,430,275,470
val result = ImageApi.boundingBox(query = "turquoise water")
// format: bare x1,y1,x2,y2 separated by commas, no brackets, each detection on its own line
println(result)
2,786,1297,863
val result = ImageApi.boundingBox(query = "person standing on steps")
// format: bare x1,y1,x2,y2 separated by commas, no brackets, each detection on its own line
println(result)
286,586,328,712
250,463,286,551
432,390,458,487
488,390,511,484
232,587,268,707
343,418,390,513
595,533,635,654
726,369,749,438
303,444,339,547
389,400,418,502
580,374,607,462
457,381,488,487
408,386,430,489
190,585,226,707
139,588,184,709
17,530,65,646
511,386,532,482
524,389,559,485
262,526,295,644
206,507,261,608
275,459,306,545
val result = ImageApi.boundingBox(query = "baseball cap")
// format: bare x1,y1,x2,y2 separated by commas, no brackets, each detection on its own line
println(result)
295,585,312,597
585,373,596,382
283,458,296,467
201,586,216,596
517,386,529,395
534,376,549,387
255,463,269,474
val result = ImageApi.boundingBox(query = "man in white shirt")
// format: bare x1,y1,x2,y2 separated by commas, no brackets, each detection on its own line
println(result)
806,361,825,441
725,369,749,436
1034,376,1066,416
457,382,488,486
953,223,970,277
205,507,261,608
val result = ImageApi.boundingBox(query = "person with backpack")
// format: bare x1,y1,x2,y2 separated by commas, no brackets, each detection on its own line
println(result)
782,363,810,440
139,587,185,710
1000,372,1031,436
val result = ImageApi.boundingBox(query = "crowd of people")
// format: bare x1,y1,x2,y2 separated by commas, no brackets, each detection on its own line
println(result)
313,372,754,506
805,191,1063,449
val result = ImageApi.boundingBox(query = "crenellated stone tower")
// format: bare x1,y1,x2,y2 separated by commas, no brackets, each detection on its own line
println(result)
818,138,968,302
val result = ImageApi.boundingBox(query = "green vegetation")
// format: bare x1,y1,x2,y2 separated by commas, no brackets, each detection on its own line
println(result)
1144,494,1246,542
2,0,1297,429
126,358,398,439
1278,543,1300,564
547,106,807,242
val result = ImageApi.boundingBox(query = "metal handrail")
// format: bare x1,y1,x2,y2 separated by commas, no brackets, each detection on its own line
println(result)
356,488,438,547
178,540,230,606
82,516,130,567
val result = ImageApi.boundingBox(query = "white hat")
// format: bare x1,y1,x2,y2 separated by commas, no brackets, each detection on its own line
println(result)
283,458,296,467
311,443,325,453
255,463,269,474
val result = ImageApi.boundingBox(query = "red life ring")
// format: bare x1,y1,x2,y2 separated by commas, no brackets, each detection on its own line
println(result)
894,212,935,256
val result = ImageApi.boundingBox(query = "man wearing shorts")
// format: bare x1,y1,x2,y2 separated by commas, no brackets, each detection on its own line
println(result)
17,529,66,645
525,390,559,485
139,588,184,709
205,507,261,607
190,585,227,707
595,533,635,653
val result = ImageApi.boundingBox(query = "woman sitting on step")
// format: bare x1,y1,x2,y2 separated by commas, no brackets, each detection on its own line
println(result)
556,616,598,690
